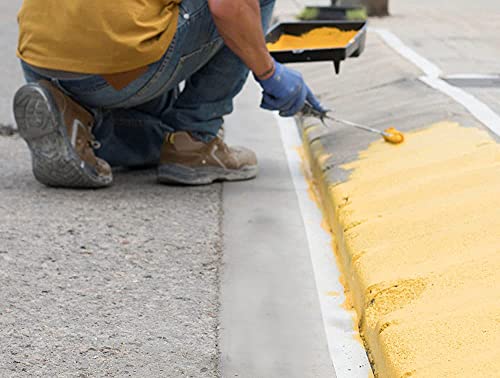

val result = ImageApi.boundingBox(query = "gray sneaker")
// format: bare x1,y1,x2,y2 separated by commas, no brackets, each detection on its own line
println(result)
158,131,258,185
13,80,112,188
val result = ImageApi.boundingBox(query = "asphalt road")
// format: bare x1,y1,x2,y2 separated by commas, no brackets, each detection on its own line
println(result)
0,96,336,378
0,137,222,377
1,4,222,376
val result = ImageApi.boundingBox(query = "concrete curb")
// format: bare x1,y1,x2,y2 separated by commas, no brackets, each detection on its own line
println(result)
296,114,500,377
297,115,379,371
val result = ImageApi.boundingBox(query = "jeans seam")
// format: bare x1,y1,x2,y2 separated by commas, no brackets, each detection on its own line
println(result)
119,37,223,108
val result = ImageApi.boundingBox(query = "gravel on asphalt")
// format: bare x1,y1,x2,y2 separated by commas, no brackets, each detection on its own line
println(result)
0,137,222,377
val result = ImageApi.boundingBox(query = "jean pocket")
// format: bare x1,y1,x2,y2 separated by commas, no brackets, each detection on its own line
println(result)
132,37,224,105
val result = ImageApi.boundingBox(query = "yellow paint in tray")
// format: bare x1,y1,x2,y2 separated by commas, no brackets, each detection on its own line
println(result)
267,27,358,51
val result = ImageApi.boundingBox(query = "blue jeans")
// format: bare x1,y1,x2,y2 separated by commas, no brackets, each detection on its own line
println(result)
21,0,276,168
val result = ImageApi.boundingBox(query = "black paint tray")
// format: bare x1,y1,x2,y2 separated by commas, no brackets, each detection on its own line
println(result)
266,21,367,74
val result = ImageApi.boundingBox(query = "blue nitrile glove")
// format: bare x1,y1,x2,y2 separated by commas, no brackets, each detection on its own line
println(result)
257,60,325,117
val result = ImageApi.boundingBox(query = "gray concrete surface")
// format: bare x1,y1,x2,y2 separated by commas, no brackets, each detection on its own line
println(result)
0,136,222,377
374,0,500,75
466,87,500,118
371,0,500,126
220,81,336,377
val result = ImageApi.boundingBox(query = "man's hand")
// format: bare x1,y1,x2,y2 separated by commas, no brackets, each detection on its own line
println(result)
257,61,325,117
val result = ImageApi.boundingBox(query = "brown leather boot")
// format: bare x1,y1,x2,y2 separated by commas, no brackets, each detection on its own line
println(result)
13,80,112,188
158,131,258,185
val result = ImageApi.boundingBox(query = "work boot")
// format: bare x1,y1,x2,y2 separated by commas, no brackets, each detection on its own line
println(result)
158,132,258,185
13,80,112,188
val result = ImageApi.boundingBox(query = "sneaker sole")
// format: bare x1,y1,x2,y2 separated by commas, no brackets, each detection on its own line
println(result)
158,163,258,185
13,84,112,189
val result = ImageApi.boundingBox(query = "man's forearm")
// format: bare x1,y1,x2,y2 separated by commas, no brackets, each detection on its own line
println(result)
208,0,275,80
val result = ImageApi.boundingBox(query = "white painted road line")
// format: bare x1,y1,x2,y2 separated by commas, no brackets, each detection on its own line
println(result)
276,114,372,378
420,76,500,136
443,74,500,80
370,28,442,78
372,28,500,137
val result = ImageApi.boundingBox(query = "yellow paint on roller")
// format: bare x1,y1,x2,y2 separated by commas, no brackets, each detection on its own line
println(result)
383,127,405,144
303,122,500,377
267,27,358,51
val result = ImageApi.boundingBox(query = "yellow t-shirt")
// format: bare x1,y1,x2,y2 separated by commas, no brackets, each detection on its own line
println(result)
17,0,181,74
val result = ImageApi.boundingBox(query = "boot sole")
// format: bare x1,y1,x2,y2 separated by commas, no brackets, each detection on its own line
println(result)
13,84,113,189
158,163,258,185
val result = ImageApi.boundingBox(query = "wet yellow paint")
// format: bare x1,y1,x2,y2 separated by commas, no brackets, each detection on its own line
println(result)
267,27,358,51
307,122,500,377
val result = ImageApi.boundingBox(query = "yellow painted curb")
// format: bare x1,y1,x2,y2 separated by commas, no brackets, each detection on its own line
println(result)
301,120,500,377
